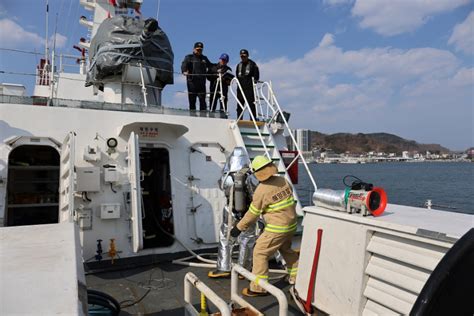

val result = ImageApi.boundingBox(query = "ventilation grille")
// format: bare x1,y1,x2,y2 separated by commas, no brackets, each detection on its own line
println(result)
363,232,449,315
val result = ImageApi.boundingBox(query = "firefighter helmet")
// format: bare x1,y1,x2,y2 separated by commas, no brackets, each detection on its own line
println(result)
251,155,272,172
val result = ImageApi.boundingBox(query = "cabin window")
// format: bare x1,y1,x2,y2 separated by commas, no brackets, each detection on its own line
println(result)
6,145,60,226
139,147,174,248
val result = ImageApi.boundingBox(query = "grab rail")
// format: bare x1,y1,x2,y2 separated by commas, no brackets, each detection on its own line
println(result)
184,272,231,316
228,77,318,192
229,78,271,160
231,264,288,316
260,81,317,192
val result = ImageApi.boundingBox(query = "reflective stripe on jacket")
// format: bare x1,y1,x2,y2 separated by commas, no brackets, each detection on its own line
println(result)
237,176,296,233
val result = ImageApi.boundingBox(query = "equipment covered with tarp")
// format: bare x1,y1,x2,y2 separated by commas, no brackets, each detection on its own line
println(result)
86,16,173,88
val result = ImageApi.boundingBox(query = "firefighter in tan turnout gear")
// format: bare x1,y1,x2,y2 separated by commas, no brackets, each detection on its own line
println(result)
230,155,299,297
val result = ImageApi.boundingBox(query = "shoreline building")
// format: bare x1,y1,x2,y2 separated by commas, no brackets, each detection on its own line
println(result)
291,129,311,152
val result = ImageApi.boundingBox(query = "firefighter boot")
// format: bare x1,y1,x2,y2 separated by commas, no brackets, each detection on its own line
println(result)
208,270,230,279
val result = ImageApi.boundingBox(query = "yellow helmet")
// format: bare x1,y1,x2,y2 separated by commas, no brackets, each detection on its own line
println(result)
251,155,272,172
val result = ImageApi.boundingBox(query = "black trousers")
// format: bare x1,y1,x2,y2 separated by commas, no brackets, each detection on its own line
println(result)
237,87,256,119
187,80,207,111
210,80,229,111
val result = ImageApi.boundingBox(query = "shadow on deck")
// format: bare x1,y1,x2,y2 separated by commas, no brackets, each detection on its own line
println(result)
86,261,306,315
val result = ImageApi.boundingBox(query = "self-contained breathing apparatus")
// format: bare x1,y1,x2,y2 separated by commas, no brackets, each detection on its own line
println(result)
210,147,258,276
222,167,257,219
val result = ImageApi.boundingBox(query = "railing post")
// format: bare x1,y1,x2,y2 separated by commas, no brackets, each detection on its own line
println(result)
184,272,231,316
231,264,288,316
138,62,148,107
219,73,226,113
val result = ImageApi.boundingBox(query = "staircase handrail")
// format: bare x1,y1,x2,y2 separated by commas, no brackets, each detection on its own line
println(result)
229,77,271,160
228,78,317,193
257,81,278,119
259,81,318,192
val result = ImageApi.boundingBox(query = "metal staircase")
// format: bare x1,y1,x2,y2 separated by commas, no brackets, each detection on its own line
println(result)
233,120,304,216
237,121,283,175
227,78,318,217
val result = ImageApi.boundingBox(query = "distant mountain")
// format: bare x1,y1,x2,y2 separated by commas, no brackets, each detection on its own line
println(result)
308,132,450,154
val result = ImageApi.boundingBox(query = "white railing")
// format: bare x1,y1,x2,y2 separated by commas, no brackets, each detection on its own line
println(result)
58,54,87,74
261,81,317,191
35,63,50,86
184,272,231,316
231,264,288,316
228,77,318,192
229,78,272,160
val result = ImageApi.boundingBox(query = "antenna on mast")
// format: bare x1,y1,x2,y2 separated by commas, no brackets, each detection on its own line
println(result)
45,0,49,63
49,13,59,105
156,0,161,20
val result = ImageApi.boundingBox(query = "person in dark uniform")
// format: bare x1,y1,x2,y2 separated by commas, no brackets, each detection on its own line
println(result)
236,49,260,120
208,53,234,113
181,42,212,111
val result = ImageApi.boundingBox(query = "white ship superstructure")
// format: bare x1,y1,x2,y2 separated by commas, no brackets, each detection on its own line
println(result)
0,1,472,315
1,0,311,261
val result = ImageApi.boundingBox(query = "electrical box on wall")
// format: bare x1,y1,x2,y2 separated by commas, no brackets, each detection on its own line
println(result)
76,208,92,230
76,167,101,192
100,203,120,219
84,145,100,162
104,165,120,183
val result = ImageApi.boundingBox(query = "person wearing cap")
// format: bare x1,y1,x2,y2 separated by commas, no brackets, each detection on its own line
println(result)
230,155,299,297
236,49,260,120
181,42,212,111
208,53,234,113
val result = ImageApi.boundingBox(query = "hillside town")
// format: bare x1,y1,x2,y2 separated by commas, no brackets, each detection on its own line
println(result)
289,129,474,164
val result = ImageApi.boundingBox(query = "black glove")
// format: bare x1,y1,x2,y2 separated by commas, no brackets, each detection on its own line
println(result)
230,226,241,238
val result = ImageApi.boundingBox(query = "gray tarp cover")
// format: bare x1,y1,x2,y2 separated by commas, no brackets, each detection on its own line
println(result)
86,16,173,87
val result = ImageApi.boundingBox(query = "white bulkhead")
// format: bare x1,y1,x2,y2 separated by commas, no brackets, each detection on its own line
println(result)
0,104,239,260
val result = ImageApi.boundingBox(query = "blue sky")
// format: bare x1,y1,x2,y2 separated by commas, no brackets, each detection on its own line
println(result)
0,0,472,150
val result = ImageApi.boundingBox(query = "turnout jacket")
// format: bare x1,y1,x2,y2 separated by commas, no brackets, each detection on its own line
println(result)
236,59,260,89
237,176,297,234
181,53,212,83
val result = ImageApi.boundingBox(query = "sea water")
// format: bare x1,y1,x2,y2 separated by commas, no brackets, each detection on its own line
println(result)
295,162,474,214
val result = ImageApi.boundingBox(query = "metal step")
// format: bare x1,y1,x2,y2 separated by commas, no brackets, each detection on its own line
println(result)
245,144,275,149
237,120,265,128
241,132,270,137
248,156,280,162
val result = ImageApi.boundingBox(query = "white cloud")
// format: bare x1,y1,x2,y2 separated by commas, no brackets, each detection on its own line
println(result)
257,33,472,148
319,33,335,47
0,18,44,48
352,0,470,36
448,11,474,55
0,18,67,50
50,33,68,49
323,0,354,6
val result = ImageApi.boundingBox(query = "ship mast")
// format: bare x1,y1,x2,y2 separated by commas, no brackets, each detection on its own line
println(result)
32,0,52,101
44,0,49,64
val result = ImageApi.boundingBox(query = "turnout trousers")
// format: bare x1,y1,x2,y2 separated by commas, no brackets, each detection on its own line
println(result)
250,231,299,293
250,231,298,293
